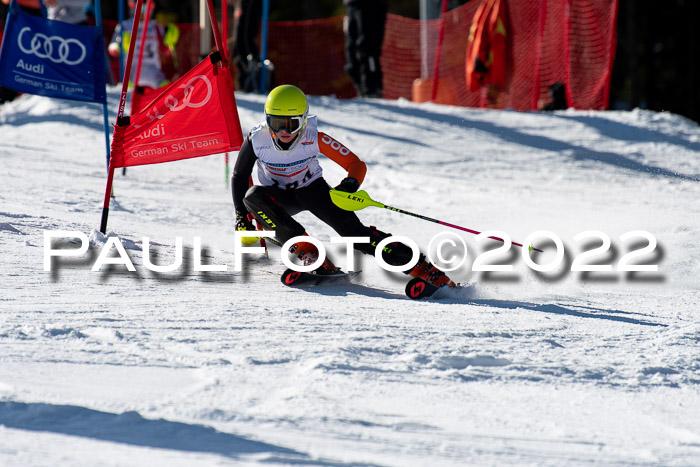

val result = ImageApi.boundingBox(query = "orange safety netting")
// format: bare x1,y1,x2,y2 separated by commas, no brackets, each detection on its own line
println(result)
267,0,617,110
267,16,356,99
102,0,617,111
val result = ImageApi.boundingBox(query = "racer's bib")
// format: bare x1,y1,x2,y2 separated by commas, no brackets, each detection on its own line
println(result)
250,116,323,190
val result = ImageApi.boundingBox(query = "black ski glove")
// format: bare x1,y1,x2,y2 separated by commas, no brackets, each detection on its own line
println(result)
334,177,360,193
235,213,255,232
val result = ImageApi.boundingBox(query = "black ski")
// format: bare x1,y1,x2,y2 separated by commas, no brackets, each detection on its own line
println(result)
405,277,441,299
281,269,458,299
281,268,360,287
405,278,470,300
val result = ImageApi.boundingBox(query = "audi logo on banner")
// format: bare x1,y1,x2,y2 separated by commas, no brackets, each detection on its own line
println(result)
165,75,213,111
135,75,213,128
18,26,87,65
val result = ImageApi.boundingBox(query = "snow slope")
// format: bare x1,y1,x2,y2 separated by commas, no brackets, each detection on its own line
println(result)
0,87,699,466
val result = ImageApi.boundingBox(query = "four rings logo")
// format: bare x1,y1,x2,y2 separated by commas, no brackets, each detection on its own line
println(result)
18,26,86,65
164,75,213,111
135,75,213,128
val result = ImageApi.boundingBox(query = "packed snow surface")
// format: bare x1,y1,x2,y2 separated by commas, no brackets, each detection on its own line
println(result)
1,87,699,466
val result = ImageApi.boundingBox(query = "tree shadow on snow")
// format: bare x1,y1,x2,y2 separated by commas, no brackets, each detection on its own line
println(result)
322,120,431,149
557,114,700,151
1,113,105,132
290,283,405,300
0,402,380,466
359,101,700,182
441,296,666,327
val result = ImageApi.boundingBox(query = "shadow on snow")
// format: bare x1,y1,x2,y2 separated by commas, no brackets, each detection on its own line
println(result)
358,100,700,182
448,296,666,327
0,401,380,466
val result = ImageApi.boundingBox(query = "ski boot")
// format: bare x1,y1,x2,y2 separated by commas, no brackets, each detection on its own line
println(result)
405,256,456,299
281,238,347,286
288,239,337,274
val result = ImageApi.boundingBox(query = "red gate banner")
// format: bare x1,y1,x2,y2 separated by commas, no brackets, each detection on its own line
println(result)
110,53,243,168
130,85,163,115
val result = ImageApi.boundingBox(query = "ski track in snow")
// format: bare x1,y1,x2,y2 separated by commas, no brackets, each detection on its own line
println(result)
0,88,699,466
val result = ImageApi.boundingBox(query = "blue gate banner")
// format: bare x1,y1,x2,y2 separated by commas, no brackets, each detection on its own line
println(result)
0,2,106,104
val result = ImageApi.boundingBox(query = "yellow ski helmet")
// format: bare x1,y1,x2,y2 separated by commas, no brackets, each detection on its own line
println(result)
264,85,309,151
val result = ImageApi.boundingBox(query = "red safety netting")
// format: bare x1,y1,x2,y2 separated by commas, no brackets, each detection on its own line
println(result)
380,13,427,102
566,0,618,108
266,16,356,99
404,4,482,107
102,0,617,111
265,0,617,110
383,0,618,110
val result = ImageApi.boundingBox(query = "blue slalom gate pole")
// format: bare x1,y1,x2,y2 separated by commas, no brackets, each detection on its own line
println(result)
259,0,269,93
94,0,111,168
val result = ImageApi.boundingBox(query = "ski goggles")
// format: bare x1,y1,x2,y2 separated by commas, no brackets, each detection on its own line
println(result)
267,115,305,134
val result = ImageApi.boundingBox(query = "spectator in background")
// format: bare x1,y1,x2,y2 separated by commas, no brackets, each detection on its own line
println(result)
107,0,179,89
344,0,387,98
232,0,261,92
42,0,91,26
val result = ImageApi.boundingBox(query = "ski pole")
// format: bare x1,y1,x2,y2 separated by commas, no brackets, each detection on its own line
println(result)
329,189,542,252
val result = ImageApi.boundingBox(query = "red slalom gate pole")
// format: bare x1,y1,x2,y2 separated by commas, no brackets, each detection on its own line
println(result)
100,0,145,234
430,0,449,102
131,0,154,107
223,0,230,186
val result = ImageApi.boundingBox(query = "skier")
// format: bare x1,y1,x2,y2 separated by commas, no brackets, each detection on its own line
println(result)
233,84,456,291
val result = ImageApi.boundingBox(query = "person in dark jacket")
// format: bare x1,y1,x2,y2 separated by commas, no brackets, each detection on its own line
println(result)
233,0,261,92
344,0,387,98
